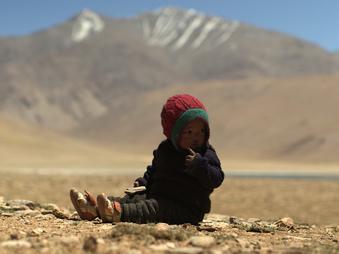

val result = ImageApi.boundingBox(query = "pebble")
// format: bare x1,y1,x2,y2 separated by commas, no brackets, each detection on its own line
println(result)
1,212,14,217
155,222,171,231
60,235,80,246
10,231,27,240
126,250,142,254
167,247,203,254
27,228,44,237
52,209,70,219
83,236,105,252
149,242,176,251
274,217,294,228
189,236,215,248
1,240,32,249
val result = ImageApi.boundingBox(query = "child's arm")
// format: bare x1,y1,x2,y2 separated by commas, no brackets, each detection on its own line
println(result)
134,150,157,188
184,147,224,189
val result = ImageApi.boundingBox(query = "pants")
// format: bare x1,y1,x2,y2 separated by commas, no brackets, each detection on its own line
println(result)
108,193,204,225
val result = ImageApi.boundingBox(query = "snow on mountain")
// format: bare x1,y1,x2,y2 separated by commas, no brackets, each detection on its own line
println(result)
140,7,239,51
71,9,105,42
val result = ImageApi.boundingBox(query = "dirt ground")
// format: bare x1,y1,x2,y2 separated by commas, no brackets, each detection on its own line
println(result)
0,173,338,225
0,173,338,253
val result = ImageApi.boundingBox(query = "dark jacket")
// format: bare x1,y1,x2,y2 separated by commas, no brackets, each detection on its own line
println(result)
135,139,224,215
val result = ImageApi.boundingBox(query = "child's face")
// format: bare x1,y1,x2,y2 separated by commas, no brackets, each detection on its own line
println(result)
178,118,206,150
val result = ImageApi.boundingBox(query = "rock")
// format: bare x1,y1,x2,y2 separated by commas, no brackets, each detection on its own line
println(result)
60,235,80,246
126,250,142,254
229,216,241,225
69,212,81,221
52,208,70,219
149,244,169,251
6,200,38,209
149,242,176,251
83,236,105,252
167,247,203,254
0,212,14,217
1,240,32,249
155,222,171,231
0,205,29,213
189,236,215,248
274,217,294,228
29,228,44,236
10,231,27,240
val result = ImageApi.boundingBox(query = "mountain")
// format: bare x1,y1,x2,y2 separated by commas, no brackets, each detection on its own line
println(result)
0,8,338,131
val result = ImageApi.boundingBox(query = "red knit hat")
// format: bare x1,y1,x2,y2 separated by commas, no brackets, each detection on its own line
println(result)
161,94,209,148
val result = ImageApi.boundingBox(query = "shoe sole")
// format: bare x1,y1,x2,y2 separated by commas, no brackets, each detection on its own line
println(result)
97,193,114,223
70,188,97,221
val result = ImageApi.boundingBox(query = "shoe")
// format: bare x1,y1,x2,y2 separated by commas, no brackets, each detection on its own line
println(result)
97,193,121,223
70,188,98,220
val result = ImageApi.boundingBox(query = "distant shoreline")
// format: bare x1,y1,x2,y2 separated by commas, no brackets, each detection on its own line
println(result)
1,167,339,180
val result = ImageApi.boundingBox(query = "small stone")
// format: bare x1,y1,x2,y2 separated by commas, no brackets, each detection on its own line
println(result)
60,235,80,246
1,240,32,249
69,212,81,220
83,236,104,252
149,244,170,251
229,216,241,224
167,247,203,254
52,208,70,219
29,228,44,236
1,212,14,217
274,217,294,228
155,222,171,231
189,236,215,248
10,231,26,240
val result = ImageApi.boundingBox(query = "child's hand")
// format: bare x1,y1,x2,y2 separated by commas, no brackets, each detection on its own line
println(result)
185,148,197,168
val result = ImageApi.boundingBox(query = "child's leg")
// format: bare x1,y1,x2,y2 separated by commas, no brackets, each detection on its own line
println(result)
97,194,204,225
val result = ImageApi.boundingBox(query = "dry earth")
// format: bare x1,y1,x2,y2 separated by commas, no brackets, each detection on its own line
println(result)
0,173,338,253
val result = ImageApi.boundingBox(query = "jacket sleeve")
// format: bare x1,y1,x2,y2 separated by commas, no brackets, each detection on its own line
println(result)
134,149,157,188
184,147,224,189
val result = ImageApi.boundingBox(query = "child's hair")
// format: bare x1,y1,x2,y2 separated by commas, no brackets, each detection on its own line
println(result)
161,94,210,148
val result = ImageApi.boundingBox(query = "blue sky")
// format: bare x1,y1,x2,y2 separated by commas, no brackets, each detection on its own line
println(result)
1,0,338,51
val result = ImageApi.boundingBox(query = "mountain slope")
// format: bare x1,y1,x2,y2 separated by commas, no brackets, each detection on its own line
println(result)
73,74,339,164
0,115,146,169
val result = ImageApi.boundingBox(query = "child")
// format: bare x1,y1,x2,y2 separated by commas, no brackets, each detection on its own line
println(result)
70,94,224,225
